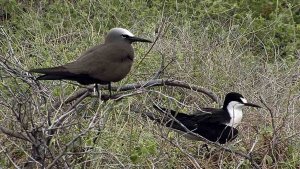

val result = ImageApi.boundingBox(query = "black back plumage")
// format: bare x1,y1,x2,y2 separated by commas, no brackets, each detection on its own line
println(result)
148,105,238,144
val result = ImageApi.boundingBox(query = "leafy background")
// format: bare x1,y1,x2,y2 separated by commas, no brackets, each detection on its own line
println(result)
0,0,299,168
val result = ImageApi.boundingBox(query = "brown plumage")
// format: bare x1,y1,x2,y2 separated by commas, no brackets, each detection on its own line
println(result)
30,28,152,95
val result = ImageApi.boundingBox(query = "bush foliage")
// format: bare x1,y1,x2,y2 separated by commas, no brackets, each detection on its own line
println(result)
0,0,299,168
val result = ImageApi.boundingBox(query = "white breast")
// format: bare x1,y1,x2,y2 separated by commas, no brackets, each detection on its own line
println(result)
225,101,244,127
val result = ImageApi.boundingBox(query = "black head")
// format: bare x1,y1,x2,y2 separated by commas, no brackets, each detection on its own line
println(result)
222,92,261,109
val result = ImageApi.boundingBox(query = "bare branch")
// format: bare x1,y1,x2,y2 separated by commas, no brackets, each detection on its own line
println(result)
48,87,93,113
45,79,218,112
0,125,30,141
46,110,99,169
0,145,21,169
135,16,170,69
259,96,276,137
133,107,260,169
160,134,202,169
152,51,165,79
106,79,219,103
47,90,91,145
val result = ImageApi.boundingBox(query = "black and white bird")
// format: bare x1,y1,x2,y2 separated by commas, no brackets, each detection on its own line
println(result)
145,92,261,144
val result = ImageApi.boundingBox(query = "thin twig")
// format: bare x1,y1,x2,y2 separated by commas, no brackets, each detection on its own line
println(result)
0,145,21,169
46,110,99,169
259,96,276,138
0,126,30,141
99,79,219,103
133,107,261,169
152,51,165,79
48,91,91,135
45,79,218,110
135,16,169,70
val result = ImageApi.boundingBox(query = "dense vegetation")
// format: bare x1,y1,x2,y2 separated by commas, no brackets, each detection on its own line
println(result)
0,0,299,168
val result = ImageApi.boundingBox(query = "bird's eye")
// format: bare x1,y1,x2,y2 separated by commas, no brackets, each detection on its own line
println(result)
121,34,130,38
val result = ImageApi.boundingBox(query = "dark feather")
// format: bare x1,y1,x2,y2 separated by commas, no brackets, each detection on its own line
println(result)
30,66,108,85
150,104,238,144
192,107,231,124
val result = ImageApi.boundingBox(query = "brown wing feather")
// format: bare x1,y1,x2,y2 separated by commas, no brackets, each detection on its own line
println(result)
30,66,69,75
29,66,107,85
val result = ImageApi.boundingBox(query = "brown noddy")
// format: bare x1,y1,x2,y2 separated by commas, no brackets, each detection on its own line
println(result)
30,28,152,96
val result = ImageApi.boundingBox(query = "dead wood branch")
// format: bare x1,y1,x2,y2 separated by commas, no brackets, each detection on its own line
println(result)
132,107,260,169
0,126,30,141
46,110,99,169
59,79,219,103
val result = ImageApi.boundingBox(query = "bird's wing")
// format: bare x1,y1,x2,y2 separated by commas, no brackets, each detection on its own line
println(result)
65,43,107,74
151,105,238,144
76,44,105,60
193,123,238,144
30,66,69,75
152,104,192,120
29,66,86,82
65,43,134,82
153,105,230,124
152,105,199,130
192,107,230,124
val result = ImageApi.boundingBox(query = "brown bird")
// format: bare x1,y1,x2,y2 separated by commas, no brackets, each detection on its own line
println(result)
30,28,152,96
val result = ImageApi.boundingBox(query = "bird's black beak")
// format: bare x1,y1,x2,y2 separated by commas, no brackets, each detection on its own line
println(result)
127,36,152,43
244,102,261,108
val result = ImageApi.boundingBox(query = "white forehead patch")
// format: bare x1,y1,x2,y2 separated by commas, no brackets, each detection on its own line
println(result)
110,28,134,37
240,97,247,103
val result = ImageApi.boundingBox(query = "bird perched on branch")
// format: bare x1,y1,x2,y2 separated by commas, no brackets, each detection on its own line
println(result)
145,92,261,144
30,27,152,96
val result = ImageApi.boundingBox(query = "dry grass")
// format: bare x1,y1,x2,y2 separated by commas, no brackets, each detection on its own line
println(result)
0,1,299,168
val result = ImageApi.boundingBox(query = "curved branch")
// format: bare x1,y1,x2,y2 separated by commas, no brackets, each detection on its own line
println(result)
102,79,219,103
0,125,30,141
44,79,218,142
132,108,260,169
48,87,93,113
47,91,91,145
50,79,219,107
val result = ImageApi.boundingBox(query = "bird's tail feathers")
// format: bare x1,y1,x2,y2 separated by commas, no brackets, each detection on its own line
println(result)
153,104,178,116
130,107,167,123
29,66,77,81
29,66,68,74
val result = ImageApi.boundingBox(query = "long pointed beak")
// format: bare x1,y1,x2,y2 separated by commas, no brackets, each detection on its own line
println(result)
244,102,261,108
128,36,152,43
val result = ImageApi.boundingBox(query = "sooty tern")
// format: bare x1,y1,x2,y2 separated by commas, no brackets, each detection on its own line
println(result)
145,92,261,144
